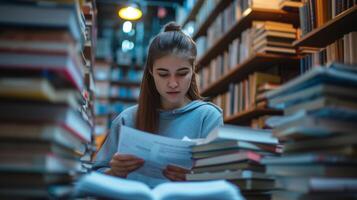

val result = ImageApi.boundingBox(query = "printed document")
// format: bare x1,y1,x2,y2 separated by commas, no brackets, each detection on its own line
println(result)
117,125,196,187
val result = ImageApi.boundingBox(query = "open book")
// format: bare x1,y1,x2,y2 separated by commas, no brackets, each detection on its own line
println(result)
74,172,244,200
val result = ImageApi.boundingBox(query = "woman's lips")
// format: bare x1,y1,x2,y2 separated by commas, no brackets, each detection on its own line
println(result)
166,91,180,95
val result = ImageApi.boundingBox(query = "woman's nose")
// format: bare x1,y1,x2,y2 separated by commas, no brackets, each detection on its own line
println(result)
167,76,178,88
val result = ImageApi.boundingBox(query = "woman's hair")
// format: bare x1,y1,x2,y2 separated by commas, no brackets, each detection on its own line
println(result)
135,21,202,133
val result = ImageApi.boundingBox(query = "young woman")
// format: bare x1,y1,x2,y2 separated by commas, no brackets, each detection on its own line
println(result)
94,22,223,182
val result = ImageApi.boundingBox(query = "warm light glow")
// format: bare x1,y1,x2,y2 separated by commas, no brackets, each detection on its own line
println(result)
118,6,142,21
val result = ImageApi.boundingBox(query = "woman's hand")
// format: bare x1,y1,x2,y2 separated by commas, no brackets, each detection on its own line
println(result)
106,153,145,178
163,164,190,181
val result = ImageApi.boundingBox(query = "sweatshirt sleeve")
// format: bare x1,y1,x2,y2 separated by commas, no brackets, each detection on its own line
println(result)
200,105,224,138
92,114,124,172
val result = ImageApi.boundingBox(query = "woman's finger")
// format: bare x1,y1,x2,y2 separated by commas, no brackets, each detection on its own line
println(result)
110,158,144,168
111,160,144,172
163,170,176,181
126,163,144,172
166,165,190,174
120,159,144,168
113,153,143,161
164,170,186,181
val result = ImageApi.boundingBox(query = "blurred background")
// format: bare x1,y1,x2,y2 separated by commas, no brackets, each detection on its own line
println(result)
1,0,356,199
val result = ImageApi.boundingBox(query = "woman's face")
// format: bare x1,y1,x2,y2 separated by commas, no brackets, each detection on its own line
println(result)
152,55,193,110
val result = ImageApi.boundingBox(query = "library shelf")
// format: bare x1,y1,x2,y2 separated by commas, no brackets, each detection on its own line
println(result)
109,96,138,103
113,63,143,71
182,0,204,27
196,8,299,69
201,53,299,97
192,0,231,40
293,5,357,48
224,107,282,125
110,80,141,87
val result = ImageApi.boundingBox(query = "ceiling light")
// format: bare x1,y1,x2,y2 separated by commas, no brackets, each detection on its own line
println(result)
118,4,142,21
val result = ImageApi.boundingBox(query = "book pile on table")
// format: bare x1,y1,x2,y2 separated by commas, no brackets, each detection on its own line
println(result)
188,125,282,200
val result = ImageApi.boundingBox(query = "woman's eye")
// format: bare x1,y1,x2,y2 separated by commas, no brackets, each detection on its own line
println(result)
158,73,169,77
177,72,188,76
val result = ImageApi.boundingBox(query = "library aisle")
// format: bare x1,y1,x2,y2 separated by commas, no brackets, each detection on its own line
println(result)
0,0,356,199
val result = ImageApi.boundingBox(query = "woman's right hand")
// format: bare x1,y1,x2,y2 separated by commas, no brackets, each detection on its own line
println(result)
106,153,145,178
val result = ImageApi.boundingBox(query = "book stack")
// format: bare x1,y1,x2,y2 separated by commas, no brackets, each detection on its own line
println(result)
279,0,303,12
188,125,282,200
253,21,298,55
0,0,94,198
263,63,357,200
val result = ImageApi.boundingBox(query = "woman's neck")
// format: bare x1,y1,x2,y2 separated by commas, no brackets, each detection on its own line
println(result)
160,97,191,111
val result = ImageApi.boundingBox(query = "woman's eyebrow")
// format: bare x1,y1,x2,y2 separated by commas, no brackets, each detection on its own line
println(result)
156,68,169,71
177,67,190,71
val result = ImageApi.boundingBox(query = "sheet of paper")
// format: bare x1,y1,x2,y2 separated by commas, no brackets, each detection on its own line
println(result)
117,125,195,187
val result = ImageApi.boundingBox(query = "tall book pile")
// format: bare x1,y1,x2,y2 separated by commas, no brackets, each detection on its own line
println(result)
0,0,94,198
263,63,357,200
253,21,298,55
188,125,282,200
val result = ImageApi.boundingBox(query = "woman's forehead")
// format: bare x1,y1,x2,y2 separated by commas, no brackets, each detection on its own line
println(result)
153,55,191,69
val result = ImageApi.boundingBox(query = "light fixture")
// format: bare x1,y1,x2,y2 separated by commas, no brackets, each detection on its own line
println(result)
118,3,142,21
121,40,134,52
123,21,132,33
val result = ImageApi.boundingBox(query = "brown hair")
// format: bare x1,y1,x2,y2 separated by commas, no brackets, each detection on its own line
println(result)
135,22,202,133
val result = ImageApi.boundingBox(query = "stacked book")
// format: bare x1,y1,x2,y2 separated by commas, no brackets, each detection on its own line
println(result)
0,0,93,198
279,0,303,12
263,63,357,200
253,21,297,55
188,125,282,200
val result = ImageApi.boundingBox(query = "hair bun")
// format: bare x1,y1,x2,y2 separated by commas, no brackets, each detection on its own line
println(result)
163,22,181,32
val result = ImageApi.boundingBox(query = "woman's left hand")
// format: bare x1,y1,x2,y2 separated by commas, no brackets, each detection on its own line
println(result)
163,164,190,181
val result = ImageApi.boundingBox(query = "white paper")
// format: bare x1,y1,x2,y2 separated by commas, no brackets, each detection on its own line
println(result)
118,125,195,187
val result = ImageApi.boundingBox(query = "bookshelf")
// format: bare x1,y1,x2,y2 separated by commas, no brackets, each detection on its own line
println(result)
109,96,138,103
110,79,141,87
224,107,282,124
293,5,357,48
196,8,299,68
181,0,204,27
201,53,299,96
115,63,144,71
193,0,232,40
185,0,357,199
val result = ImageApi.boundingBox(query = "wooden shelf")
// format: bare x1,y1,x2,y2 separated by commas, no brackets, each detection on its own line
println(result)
200,53,299,97
182,0,204,27
224,108,282,125
110,80,141,87
192,0,232,40
114,63,143,71
196,8,299,68
109,96,138,103
293,5,357,48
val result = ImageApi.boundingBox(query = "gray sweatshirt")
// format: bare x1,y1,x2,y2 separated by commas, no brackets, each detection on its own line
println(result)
93,100,223,172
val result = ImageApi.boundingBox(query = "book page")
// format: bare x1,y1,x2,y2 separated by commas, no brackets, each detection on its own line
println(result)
74,172,153,200
152,180,244,200
118,126,195,187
